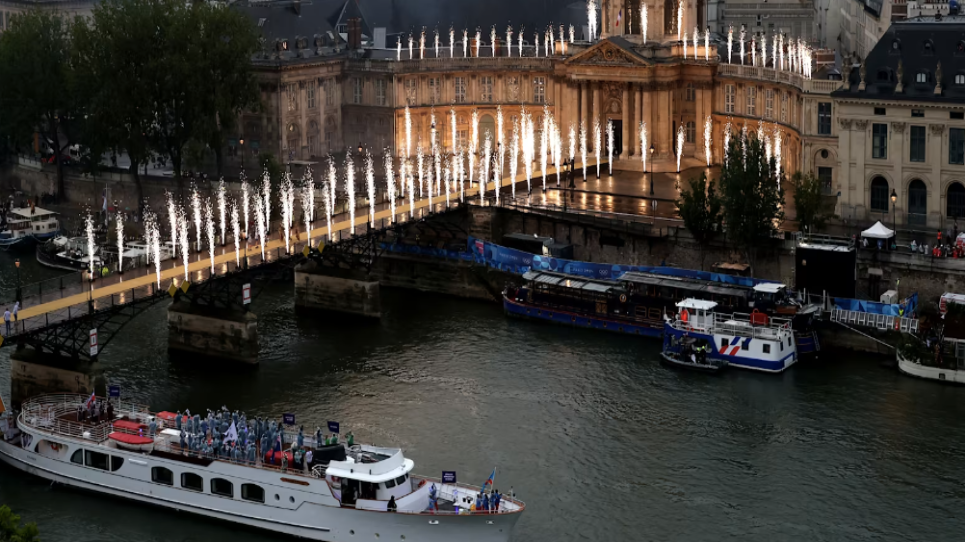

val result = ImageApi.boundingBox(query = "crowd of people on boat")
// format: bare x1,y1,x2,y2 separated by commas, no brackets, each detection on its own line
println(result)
171,407,353,473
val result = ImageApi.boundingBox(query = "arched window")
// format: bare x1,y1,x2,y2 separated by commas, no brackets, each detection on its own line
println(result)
948,182,965,218
870,177,889,212
908,180,927,226
956,74,965,85
917,72,928,84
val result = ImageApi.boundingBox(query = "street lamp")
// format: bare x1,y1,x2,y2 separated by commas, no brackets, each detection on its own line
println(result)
891,188,897,232
15,259,21,305
649,143,656,196
239,137,245,172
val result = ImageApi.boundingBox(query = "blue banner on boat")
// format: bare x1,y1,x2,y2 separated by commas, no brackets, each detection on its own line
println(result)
328,421,340,434
467,237,778,287
108,385,120,398
442,471,457,484
833,292,918,317
283,413,295,425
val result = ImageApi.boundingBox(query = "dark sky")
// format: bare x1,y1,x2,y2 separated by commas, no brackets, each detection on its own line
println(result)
361,0,587,34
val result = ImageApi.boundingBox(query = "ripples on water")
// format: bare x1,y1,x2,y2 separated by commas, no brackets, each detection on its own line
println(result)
2,283,965,542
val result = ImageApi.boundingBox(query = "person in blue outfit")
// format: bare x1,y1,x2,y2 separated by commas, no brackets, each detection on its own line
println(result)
175,411,182,431
179,429,186,451
482,493,490,512
475,494,482,512
315,427,323,448
297,426,304,448
428,483,438,511
493,490,501,512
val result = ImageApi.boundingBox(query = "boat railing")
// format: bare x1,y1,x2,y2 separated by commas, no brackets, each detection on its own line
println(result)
18,393,151,443
151,439,323,480
712,312,792,340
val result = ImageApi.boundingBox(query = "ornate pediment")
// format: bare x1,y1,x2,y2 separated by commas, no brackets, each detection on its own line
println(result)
566,38,649,68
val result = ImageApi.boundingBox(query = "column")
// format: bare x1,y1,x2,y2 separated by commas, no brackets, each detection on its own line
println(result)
580,82,589,135
632,85,642,158
643,87,653,159
591,83,600,150
621,84,630,160
837,119,852,216
892,122,906,225
855,120,869,216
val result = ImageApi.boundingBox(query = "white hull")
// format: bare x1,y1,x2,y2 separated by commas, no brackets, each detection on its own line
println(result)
897,353,965,384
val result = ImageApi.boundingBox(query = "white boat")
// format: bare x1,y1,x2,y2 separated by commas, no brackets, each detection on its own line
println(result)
0,394,524,542
897,292,965,384
37,236,104,271
8,206,60,241
0,213,31,249
662,299,799,373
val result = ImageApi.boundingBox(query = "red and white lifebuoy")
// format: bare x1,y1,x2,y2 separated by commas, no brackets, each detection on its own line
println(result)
50,442,59,451
418,479,427,488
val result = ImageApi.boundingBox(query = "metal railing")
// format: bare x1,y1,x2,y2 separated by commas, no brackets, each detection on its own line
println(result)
830,309,919,333
19,393,150,443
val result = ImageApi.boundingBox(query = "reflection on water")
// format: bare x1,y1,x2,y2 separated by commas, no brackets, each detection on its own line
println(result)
1,285,964,542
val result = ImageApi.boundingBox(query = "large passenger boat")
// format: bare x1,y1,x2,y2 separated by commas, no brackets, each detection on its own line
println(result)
503,269,820,356
0,394,524,542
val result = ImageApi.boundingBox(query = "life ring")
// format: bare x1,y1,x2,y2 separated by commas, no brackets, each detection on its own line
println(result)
418,479,427,488
50,442,59,451
619,294,627,303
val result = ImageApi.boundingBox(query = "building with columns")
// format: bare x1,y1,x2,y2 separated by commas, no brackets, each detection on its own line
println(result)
240,0,836,178
832,15,965,231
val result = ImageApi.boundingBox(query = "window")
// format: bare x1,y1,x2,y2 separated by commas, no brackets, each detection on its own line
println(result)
352,77,363,104
211,478,233,497
721,338,729,348
457,129,468,149
454,77,466,104
948,182,965,218
952,112,965,120
286,84,298,112
428,77,440,104
763,344,771,354
308,135,319,157
375,80,387,106
242,483,265,503
957,74,965,85
916,72,928,84
307,86,316,109
950,128,965,165
404,78,417,106
686,121,695,143
874,107,886,116
725,84,735,114
385,478,397,489
181,473,204,492
84,451,109,470
780,92,788,123
765,89,774,119
71,449,83,464
817,103,832,135
533,77,546,104
152,467,174,485
480,76,493,103
870,177,889,212
395,474,408,486
325,80,335,106
746,87,756,117
111,456,124,472
818,167,833,194
912,109,924,118
505,76,519,101
685,83,695,102
872,123,888,159
910,126,926,162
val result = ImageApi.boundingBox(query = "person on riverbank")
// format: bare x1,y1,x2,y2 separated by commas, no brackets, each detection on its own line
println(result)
3,308,10,335
12,301,19,322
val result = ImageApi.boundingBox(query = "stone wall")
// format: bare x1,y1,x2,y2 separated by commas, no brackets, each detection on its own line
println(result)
9,349,96,407
857,251,965,307
370,253,516,301
167,302,259,364
294,261,382,318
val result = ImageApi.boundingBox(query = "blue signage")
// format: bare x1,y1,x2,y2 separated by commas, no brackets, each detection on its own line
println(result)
442,471,457,484
327,421,340,434
108,385,120,398
283,413,295,426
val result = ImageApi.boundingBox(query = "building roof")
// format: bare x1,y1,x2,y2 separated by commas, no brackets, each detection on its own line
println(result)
832,15,965,103
236,0,373,51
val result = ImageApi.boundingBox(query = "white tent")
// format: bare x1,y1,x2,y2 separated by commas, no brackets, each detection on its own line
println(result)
861,221,895,239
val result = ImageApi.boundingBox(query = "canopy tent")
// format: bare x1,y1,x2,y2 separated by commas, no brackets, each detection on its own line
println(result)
861,221,895,239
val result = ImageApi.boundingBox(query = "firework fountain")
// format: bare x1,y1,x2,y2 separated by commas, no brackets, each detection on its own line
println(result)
166,192,178,258
507,26,513,57
683,30,687,58
408,166,415,217
704,116,713,166
114,211,124,273
593,120,601,178
677,3,683,42
179,209,189,281
450,27,454,57
727,25,733,65
579,121,587,181
704,28,710,61
475,29,481,57
217,178,226,245
241,178,250,239
510,122,519,198
144,211,160,288
540,108,549,190
490,26,496,57
191,186,202,252
326,156,337,240
301,169,315,245
419,29,425,59
261,170,271,246
434,29,439,58
640,121,648,173
568,123,576,166
416,145,425,197
254,196,266,259
397,37,401,61
205,199,215,273
693,27,698,60
405,106,412,159
740,25,746,65
384,152,396,223
641,4,648,44
345,151,356,235
231,202,240,267
523,112,534,191
365,151,376,227
723,121,732,165
676,126,686,173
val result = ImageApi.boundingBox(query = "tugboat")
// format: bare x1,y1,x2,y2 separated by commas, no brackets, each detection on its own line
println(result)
662,299,799,373
0,393,525,542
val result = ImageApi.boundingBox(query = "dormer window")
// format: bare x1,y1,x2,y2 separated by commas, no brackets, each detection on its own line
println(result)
282,40,289,51
891,39,901,53
917,71,928,84
957,74,965,85
924,40,935,55
877,69,891,82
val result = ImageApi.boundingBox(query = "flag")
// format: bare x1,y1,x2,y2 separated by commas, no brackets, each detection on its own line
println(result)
224,421,238,443
616,10,622,27
482,467,496,491
84,391,96,409
0,393,6,415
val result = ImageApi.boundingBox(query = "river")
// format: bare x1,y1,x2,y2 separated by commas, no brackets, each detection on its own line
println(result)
0,254,963,542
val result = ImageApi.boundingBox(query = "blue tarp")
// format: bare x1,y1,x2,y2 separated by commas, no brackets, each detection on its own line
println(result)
467,237,780,287
382,242,473,261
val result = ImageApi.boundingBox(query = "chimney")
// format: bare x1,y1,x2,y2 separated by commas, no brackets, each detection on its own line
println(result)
348,17,362,50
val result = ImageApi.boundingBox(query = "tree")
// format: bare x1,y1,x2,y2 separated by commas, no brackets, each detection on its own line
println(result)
717,135,785,274
0,9,80,200
676,173,723,270
791,171,834,233
0,505,40,542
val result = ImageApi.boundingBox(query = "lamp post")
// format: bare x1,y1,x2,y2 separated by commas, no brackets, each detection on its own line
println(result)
891,188,897,233
649,143,655,196
15,259,21,305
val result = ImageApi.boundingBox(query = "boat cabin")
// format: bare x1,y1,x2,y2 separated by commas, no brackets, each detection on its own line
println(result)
675,299,718,332
325,445,416,505
9,207,59,238
620,271,751,311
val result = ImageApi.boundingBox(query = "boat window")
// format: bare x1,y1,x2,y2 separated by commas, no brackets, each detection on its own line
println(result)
741,341,748,350
763,344,771,354
71,449,84,465
84,450,110,470
111,456,124,472
181,473,204,492
721,338,729,349
395,474,407,486
211,478,234,497
152,467,174,485
787,337,792,347
384,478,397,489
242,483,265,503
